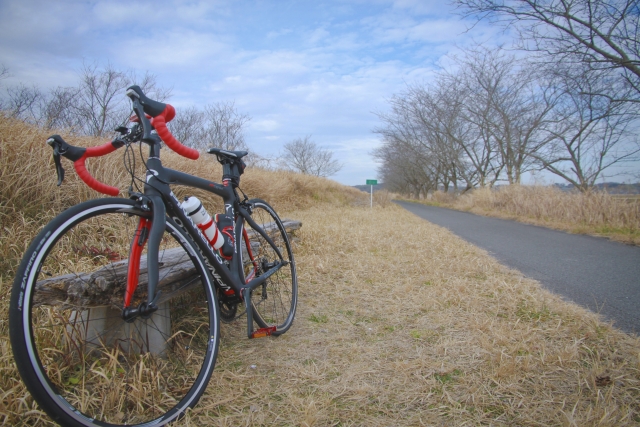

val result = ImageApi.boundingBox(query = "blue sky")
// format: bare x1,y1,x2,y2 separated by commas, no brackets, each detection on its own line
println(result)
0,0,506,186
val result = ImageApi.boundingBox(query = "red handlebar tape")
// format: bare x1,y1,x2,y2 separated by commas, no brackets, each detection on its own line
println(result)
70,103,197,196
151,105,200,160
73,141,122,196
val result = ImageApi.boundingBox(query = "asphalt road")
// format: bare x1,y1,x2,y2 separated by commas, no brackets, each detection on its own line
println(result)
395,200,640,335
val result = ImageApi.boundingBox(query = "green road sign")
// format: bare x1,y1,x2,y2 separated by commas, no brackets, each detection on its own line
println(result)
366,179,377,185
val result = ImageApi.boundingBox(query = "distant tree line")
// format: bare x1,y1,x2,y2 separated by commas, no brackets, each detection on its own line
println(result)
0,63,343,177
0,63,257,154
374,0,640,195
0,63,170,137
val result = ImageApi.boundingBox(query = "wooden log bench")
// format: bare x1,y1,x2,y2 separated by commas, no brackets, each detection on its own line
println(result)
35,219,301,309
36,219,301,354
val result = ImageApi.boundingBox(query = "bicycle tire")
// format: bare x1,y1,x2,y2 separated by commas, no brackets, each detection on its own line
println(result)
241,199,297,335
9,198,220,427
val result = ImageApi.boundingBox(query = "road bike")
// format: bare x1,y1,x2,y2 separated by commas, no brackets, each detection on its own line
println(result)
8,85,298,426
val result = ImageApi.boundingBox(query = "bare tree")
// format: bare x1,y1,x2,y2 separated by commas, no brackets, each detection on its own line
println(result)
374,78,475,193
374,47,570,192
168,106,205,147
168,101,252,161
5,84,43,122
453,47,563,184
41,86,81,131
282,136,343,177
443,63,504,187
72,63,131,136
532,67,640,190
72,63,170,137
201,101,251,151
451,0,640,188
487,71,561,184
375,42,639,193
398,66,503,189
0,64,169,136
454,0,640,102
0,64,8,107
2,82,80,131
372,131,440,197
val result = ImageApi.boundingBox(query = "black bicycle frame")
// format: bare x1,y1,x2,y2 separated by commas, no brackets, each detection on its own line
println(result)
135,140,285,337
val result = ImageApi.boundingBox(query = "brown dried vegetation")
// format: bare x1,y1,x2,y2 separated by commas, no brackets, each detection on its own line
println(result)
429,186,640,245
1,114,639,425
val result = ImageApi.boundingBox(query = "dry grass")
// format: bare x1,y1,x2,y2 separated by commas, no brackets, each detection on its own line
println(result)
174,207,640,426
1,115,639,425
427,186,640,245
0,113,365,274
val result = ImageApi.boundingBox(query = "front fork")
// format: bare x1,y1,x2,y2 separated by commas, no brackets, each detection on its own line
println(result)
122,194,165,322
124,217,151,308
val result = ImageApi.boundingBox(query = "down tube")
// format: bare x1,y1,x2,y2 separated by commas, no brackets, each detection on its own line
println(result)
160,170,244,293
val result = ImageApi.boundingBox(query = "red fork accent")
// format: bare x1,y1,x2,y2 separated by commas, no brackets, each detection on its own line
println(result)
125,218,151,308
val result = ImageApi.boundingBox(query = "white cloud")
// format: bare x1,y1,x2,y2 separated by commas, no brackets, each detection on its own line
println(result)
251,119,280,132
0,0,511,186
330,137,384,185
307,27,331,45
267,28,293,39
114,31,231,70
391,0,453,16
92,2,157,24
244,50,311,76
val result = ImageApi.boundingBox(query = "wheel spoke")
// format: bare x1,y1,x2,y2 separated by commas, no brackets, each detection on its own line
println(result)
241,199,297,335
11,200,219,426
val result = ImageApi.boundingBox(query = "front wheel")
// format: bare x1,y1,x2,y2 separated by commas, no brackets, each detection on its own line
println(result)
241,199,298,336
9,198,220,427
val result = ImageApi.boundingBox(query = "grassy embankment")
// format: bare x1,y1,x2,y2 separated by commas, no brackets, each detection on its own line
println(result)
1,114,639,425
421,186,640,245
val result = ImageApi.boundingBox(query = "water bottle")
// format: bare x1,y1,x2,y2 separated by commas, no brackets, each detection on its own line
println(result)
215,214,235,259
181,196,224,250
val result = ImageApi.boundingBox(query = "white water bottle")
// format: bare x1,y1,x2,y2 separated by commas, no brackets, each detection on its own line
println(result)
181,196,224,250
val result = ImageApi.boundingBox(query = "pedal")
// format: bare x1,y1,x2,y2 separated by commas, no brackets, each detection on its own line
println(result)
251,326,277,338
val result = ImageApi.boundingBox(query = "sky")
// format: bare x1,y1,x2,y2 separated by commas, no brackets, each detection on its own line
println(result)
0,0,509,186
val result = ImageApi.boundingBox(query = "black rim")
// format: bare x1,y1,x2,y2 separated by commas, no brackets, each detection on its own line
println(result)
13,200,218,426
243,200,297,333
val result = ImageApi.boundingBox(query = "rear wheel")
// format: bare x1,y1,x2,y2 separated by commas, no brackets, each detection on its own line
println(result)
241,199,297,335
9,198,219,427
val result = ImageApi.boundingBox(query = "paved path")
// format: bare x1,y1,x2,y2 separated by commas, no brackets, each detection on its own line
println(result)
395,200,640,335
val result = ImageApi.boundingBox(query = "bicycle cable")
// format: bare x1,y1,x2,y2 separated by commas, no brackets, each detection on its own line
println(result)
123,139,143,194
121,127,170,195
237,185,250,203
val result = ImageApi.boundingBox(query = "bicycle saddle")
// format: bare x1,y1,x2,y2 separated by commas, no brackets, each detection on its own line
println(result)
207,147,249,159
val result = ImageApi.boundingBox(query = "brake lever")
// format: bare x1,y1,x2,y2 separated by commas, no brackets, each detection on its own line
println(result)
46,135,84,187
50,143,65,186
45,134,124,196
